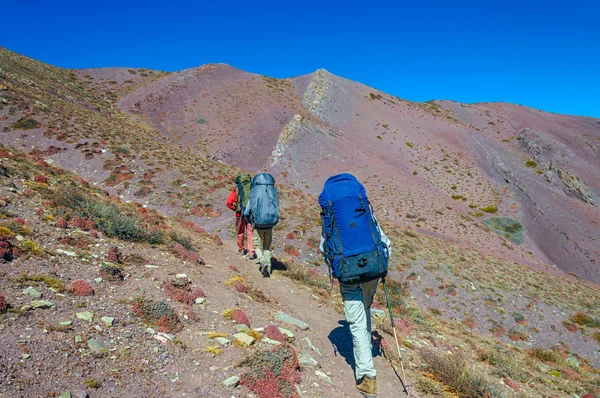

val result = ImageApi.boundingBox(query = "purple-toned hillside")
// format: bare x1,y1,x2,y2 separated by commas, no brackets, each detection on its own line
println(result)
119,67,600,284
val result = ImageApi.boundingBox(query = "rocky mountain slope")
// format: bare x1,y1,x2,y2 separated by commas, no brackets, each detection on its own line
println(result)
1,47,600,397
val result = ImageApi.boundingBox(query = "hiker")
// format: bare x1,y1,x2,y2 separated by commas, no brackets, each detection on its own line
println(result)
226,174,256,259
319,173,391,398
243,173,279,277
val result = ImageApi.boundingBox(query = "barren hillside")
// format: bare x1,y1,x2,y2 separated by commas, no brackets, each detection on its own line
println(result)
1,47,600,397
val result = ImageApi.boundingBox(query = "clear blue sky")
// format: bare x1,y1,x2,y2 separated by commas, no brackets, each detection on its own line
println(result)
3,0,600,117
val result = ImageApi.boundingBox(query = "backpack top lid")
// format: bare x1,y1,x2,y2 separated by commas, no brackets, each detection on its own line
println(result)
318,173,366,207
252,173,275,187
236,174,251,184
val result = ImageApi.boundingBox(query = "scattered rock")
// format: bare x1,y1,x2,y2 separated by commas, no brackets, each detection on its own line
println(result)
262,337,282,345
235,324,250,333
195,297,206,305
76,311,94,323
22,353,31,359
304,336,322,356
214,337,231,346
275,311,310,330
315,370,333,384
233,332,255,347
87,338,108,355
31,300,55,309
371,308,386,318
278,327,294,340
56,249,77,256
75,391,88,398
23,286,42,298
75,335,82,343
298,352,318,368
59,321,73,327
94,277,103,283
101,317,115,327
59,392,71,398
222,375,240,388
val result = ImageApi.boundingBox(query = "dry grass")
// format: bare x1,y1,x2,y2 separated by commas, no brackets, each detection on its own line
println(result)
420,348,500,397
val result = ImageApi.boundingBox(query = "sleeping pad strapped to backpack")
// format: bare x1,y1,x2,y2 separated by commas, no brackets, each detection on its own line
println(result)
235,174,252,213
319,173,389,284
248,173,279,229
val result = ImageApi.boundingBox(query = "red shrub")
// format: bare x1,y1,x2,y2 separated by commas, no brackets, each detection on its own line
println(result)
164,282,205,306
13,217,25,225
263,324,287,343
284,245,299,257
189,287,206,300
0,293,8,313
84,216,94,231
0,240,14,261
239,344,300,398
240,367,282,398
90,230,98,238
232,309,251,328
490,325,506,338
107,246,123,264
462,317,476,329
504,377,520,392
70,280,94,296
174,243,201,263
69,216,87,230
285,232,295,240
561,368,581,381
156,314,181,333
233,280,248,293
34,174,48,184
229,264,239,272
56,217,68,229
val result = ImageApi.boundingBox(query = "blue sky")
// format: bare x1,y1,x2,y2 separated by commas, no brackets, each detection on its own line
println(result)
3,0,600,117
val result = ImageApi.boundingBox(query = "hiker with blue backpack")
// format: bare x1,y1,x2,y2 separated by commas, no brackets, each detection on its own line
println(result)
319,174,396,398
244,173,279,277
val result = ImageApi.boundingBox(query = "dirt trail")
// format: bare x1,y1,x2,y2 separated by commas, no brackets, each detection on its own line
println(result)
214,240,417,398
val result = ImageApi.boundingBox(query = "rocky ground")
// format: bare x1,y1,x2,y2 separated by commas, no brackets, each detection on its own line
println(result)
1,47,600,397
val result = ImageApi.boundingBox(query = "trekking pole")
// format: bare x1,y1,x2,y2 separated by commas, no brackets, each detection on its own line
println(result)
382,277,409,394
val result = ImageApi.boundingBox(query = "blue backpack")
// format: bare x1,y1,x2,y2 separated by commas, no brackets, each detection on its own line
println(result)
319,174,388,284
248,173,279,229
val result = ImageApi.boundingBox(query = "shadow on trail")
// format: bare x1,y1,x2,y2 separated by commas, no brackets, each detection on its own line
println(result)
271,257,288,271
328,320,356,374
328,321,385,372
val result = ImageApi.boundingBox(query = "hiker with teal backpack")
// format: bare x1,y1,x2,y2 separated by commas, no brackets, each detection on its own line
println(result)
244,173,279,277
226,174,256,259
319,173,395,398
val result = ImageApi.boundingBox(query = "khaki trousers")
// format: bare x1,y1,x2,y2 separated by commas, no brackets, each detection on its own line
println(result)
252,228,272,271
340,278,379,380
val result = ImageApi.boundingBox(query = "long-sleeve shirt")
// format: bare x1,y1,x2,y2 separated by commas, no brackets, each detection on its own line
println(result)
226,187,239,215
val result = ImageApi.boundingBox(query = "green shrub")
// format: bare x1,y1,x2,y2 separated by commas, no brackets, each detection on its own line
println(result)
483,217,525,245
525,160,537,168
51,189,163,244
11,118,41,130
480,205,498,214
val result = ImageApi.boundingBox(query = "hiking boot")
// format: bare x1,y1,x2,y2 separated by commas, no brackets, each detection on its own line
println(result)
356,375,376,398
248,253,257,260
